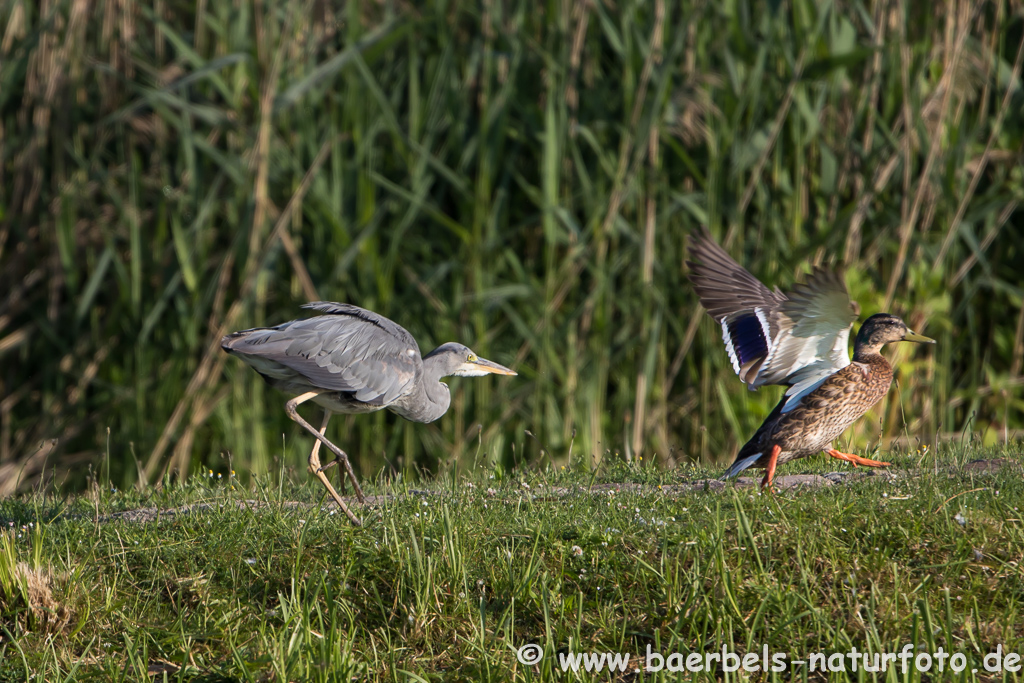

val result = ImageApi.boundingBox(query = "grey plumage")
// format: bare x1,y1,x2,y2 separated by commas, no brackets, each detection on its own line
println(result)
222,302,516,523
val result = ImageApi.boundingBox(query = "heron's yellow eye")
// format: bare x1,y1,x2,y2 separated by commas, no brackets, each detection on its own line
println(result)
468,353,478,362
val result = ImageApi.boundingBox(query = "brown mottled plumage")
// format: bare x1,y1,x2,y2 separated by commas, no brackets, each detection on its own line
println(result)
686,231,935,489
732,317,908,478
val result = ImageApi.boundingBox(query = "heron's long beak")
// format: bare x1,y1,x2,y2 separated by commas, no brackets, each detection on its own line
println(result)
903,330,936,344
471,357,517,375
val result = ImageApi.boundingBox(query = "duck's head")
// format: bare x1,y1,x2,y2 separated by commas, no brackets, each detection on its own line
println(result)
854,313,935,354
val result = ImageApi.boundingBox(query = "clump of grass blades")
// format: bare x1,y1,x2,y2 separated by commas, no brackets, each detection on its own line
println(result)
0,527,73,636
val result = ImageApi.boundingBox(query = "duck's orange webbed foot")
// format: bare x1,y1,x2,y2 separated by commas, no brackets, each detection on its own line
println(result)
760,445,782,492
826,448,891,468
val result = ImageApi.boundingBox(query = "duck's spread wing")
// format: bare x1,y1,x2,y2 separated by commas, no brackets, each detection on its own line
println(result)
222,302,421,405
767,268,860,411
686,230,787,385
687,231,859,392
686,229,786,319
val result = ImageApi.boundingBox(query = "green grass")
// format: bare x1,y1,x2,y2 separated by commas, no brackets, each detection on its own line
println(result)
1,443,1023,681
1,0,1023,492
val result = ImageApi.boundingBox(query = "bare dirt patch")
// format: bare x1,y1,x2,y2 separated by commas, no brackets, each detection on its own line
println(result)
77,459,1016,525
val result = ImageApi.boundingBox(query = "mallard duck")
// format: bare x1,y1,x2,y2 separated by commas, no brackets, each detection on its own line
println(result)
686,230,935,490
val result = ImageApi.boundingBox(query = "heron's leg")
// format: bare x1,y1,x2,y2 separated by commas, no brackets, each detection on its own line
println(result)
283,394,364,503
311,412,363,498
284,392,365,520
760,444,781,492
308,410,351,495
825,448,891,468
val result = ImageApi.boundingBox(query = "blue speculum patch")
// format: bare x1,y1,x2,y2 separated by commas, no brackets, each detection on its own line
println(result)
727,314,769,365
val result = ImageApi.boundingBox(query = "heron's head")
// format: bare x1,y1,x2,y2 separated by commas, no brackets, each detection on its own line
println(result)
854,313,935,353
425,343,517,378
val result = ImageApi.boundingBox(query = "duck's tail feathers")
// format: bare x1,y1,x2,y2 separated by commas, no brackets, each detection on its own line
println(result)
721,453,762,480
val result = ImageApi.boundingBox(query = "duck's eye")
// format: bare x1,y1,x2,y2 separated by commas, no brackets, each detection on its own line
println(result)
468,353,478,362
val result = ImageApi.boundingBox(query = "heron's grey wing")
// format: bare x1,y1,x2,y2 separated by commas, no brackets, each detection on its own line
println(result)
300,302,420,349
686,229,787,385
226,303,422,405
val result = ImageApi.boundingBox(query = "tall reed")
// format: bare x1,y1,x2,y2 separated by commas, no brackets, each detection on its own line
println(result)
0,0,1021,491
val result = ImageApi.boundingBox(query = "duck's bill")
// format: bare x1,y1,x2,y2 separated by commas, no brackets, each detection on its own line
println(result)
904,331,936,344
472,357,517,375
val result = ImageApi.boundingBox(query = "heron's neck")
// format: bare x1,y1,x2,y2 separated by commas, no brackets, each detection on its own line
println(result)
421,356,452,422
391,354,451,423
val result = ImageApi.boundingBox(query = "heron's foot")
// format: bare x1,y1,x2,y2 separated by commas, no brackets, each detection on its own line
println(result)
309,439,365,502
311,469,361,526
317,456,349,494
826,448,891,468
308,445,360,525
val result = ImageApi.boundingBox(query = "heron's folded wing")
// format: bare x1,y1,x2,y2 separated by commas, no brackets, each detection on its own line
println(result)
226,303,421,405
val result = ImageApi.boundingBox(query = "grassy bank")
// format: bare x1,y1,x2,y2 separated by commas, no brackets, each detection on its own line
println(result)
1,443,1022,680
1,0,1023,491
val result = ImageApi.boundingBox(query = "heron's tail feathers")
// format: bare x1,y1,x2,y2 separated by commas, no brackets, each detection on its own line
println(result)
220,330,248,352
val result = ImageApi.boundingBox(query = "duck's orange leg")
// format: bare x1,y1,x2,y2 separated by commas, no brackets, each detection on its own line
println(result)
826,448,891,468
760,444,781,491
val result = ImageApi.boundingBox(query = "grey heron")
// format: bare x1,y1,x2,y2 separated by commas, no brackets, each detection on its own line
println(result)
222,302,516,525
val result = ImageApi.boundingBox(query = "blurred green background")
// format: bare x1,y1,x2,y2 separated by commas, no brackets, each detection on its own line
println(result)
1,0,1022,493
